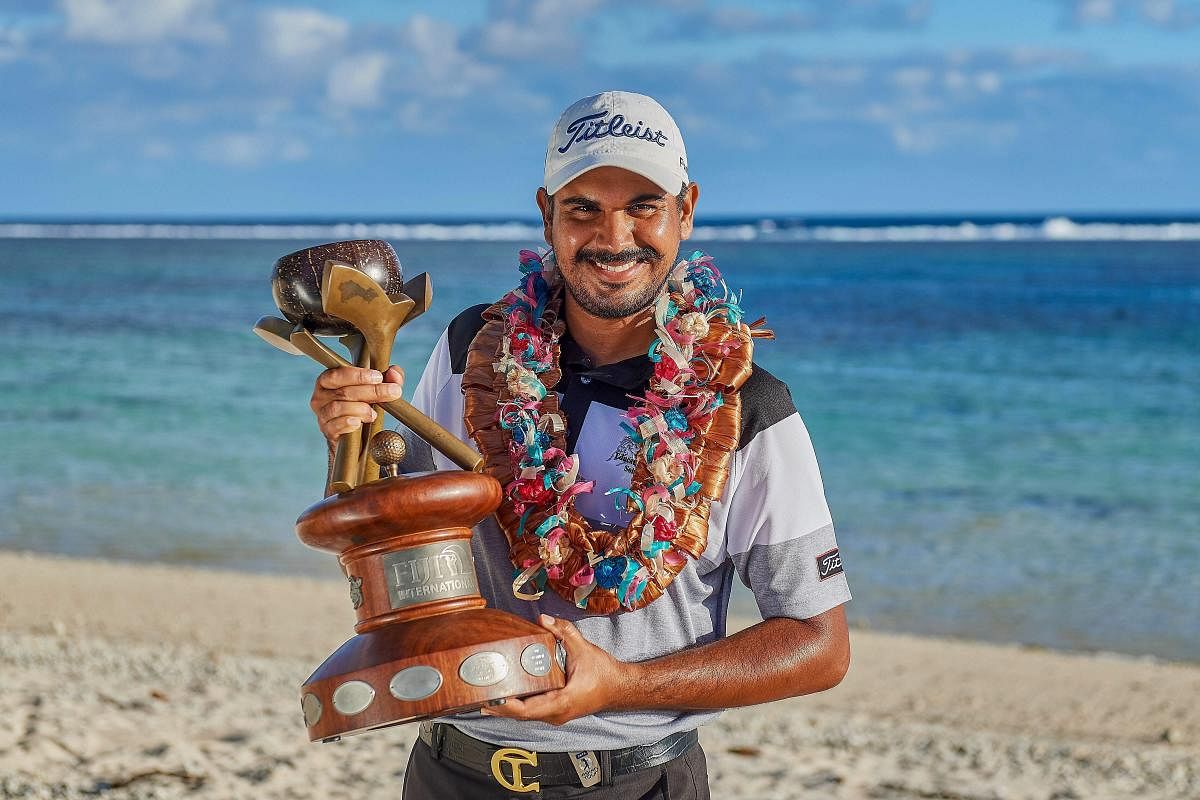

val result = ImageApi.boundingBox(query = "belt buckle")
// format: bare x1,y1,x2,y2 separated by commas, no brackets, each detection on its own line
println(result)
490,747,540,793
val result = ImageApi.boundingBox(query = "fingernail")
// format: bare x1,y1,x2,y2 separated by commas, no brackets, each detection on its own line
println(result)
367,371,383,383
539,614,553,625
385,384,403,397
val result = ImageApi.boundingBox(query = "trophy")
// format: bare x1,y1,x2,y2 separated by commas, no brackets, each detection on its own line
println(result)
254,240,565,742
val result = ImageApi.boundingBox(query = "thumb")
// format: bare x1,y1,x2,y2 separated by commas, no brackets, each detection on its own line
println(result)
539,614,583,644
383,365,405,384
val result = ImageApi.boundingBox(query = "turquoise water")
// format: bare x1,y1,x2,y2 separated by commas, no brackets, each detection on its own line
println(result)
1,237,1197,661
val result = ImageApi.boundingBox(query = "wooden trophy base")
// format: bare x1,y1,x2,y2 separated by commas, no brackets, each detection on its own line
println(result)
301,609,563,741
295,471,566,742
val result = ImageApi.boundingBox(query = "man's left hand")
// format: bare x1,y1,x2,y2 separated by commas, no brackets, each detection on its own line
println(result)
481,614,625,726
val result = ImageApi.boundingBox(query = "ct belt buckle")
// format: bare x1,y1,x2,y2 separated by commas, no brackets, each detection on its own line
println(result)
490,746,540,793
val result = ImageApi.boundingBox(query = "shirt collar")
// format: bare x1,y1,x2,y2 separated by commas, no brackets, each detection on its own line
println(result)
559,329,655,391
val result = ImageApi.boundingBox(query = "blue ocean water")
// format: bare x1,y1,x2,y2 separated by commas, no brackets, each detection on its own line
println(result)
1,225,1197,661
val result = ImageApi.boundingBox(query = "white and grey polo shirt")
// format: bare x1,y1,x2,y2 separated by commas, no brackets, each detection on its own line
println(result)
398,304,851,752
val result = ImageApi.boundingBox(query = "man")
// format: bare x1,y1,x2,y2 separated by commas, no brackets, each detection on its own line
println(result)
310,91,851,799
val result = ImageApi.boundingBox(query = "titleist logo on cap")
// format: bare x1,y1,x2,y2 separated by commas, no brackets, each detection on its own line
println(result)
558,110,669,155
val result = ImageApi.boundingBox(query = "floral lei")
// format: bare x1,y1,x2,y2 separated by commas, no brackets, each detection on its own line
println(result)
461,249,766,614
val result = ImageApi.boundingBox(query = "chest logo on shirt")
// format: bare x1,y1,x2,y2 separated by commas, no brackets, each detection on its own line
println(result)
817,548,843,581
572,403,636,526
608,436,637,475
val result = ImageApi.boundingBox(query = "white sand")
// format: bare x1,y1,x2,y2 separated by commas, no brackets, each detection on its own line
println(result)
0,550,1196,799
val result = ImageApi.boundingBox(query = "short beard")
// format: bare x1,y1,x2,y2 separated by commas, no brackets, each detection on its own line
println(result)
562,247,668,319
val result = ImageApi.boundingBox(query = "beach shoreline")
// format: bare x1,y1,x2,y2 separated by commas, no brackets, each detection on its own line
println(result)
1,550,1196,798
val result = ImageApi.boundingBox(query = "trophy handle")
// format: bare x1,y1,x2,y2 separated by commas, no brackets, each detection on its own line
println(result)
254,316,483,472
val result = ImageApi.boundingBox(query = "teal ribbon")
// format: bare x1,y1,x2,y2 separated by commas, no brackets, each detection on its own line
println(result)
605,486,645,514
533,514,560,538
616,559,639,606
644,540,670,557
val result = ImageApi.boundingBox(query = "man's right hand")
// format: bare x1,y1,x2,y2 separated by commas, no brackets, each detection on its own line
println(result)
310,366,405,443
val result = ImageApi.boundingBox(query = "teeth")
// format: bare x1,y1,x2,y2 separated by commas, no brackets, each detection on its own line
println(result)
594,260,637,273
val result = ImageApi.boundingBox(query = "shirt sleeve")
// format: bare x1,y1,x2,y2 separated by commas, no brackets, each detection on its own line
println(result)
722,412,851,620
397,328,453,474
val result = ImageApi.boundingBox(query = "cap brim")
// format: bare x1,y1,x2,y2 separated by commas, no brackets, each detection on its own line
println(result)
545,151,685,196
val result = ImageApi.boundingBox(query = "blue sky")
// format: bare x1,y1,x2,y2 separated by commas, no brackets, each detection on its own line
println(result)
1,0,1197,217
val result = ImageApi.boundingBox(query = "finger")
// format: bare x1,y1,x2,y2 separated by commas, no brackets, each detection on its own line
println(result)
483,691,566,721
326,382,404,404
317,366,383,390
325,415,366,437
317,400,377,425
383,365,405,385
509,690,571,726
480,696,529,719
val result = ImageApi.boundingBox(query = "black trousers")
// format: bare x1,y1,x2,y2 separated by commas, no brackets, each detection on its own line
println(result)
402,738,711,800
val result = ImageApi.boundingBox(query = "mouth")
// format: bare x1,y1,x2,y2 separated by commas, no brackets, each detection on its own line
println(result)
583,255,655,282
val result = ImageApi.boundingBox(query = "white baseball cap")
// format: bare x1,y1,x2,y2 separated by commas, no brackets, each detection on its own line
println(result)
543,91,689,196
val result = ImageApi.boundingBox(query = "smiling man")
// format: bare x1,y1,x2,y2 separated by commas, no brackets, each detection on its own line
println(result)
310,91,851,799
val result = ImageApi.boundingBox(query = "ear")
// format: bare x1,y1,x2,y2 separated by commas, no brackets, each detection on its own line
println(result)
536,187,553,246
678,182,700,240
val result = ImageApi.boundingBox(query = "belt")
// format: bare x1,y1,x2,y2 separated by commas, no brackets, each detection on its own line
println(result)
418,721,698,791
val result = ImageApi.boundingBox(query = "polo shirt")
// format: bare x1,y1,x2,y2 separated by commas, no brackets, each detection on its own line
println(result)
397,303,851,751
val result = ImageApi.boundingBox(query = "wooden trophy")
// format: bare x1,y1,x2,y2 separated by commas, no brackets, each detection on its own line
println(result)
255,240,565,742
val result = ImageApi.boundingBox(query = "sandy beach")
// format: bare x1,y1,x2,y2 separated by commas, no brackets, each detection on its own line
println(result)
0,550,1195,799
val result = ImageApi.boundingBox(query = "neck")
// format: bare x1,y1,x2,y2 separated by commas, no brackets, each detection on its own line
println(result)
563,294,657,366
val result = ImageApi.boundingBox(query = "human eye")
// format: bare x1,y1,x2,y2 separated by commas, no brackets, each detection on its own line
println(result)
628,202,662,217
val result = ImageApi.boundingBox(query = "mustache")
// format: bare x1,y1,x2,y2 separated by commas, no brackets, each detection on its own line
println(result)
575,246,661,266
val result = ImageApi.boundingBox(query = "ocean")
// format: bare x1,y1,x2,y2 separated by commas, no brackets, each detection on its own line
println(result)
1,215,1197,662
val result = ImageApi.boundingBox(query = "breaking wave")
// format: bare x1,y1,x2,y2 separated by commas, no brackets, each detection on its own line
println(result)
1,215,1198,242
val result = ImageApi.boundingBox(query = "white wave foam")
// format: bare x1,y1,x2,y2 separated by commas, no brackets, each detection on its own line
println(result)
1,217,1197,242
692,218,1200,243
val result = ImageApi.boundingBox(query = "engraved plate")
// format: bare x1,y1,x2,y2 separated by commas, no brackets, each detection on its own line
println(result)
301,692,323,727
331,680,375,715
389,666,443,701
556,640,568,673
381,542,478,610
459,651,509,687
520,643,551,677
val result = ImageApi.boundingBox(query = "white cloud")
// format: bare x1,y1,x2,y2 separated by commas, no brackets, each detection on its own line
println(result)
326,52,389,108
199,131,309,167
1053,0,1200,27
1075,0,1117,22
891,120,1018,154
475,0,602,59
892,66,934,90
396,14,498,99
61,0,227,45
653,0,932,38
141,139,174,159
0,25,27,63
790,64,868,86
261,7,349,65
976,71,1001,93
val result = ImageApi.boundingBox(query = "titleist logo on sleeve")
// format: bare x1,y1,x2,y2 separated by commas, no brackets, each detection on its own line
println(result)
816,548,843,581
558,110,669,154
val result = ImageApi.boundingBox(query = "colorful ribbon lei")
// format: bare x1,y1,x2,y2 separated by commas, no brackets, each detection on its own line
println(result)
461,249,766,614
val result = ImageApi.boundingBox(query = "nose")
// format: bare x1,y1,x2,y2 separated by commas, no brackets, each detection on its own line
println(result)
591,210,636,253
